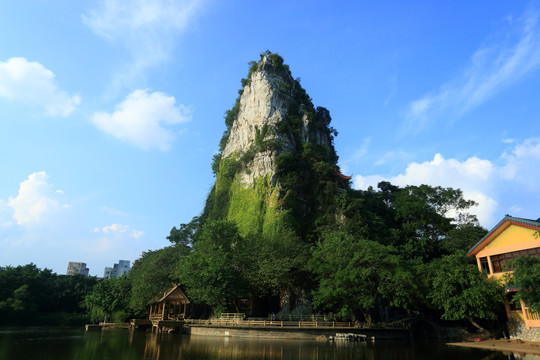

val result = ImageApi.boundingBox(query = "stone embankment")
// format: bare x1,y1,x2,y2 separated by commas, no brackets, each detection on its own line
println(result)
186,324,409,341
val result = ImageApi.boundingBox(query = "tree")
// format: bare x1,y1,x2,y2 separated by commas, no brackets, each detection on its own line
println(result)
439,222,488,255
508,256,540,313
167,216,201,247
179,220,247,315
379,182,478,261
309,232,407,322
239,226,309,297
5,284,35,312
53,274,98,313
0,264,53,313
129,245,186,316
338,188,396,245
0,263,99,325
84,276,131,323
429,252,504,331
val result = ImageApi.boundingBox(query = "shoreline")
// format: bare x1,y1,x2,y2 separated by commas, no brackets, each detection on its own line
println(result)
186,324,410,340
447,339,540,355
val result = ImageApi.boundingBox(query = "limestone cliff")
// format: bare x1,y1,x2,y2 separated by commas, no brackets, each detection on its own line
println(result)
203,52,344,238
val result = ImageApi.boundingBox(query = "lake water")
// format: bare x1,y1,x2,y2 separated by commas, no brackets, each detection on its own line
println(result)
0,327,535,360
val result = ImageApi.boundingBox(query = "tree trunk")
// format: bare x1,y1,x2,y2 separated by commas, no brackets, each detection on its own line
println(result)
468,316,487,333
362,311,372,325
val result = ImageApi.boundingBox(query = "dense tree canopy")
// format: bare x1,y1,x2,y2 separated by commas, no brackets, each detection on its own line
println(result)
377,183,478,261
129,245,188,316
179,220,247,315
167,216,201,247
508,256,540,313
0,264,97,325
309,232,404,322
428,253,504,331
239,226,309,297
84,276,131,323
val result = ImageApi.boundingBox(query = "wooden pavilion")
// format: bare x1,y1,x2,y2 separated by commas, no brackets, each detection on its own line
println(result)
148,284,190,321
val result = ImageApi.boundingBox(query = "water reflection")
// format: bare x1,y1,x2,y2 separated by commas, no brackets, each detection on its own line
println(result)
0,327,531,360
139,332,514,360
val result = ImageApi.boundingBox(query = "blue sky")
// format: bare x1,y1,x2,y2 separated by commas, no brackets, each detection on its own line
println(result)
1,1,539,276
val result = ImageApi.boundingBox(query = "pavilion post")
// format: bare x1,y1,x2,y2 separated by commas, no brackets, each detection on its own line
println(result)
163,302,166,320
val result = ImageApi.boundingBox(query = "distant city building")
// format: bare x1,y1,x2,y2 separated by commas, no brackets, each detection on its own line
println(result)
103,260,131,279
66,262,89,276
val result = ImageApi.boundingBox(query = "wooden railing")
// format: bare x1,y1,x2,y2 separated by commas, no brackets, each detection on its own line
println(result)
184,319,353,328
525,308,540,321
220,313,245,320
149,313,185,321
270,314,326,321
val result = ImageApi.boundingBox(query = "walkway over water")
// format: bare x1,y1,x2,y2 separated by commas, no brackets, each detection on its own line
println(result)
185,318,355,329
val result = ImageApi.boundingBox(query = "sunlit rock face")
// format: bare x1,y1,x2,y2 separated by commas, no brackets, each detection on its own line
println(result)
222,55,330,184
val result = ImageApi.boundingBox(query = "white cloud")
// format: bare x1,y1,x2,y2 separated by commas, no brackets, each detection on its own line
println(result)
500,138,540,188
94,223,144,239
353,174,385,191
88,223,144,258
392,153,494,186
83,0,204,81
7,172,69,226
354,153,497,225
0,57,81,116
83,0,201,39
103,223,129,234
131,229,144,239
91,89,191,150
405,7,540,130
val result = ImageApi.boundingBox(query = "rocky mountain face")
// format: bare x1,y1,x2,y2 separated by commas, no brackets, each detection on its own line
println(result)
222,54,331,184
203,52,342,239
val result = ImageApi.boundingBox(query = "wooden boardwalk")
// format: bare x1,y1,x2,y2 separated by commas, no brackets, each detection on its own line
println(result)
129,318,354,332
184,319,354,329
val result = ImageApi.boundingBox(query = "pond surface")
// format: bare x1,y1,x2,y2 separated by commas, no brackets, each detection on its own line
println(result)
0,327,534,360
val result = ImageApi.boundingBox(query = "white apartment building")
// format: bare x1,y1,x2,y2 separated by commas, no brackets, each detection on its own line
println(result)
103,260,131,279
66,262,89,276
